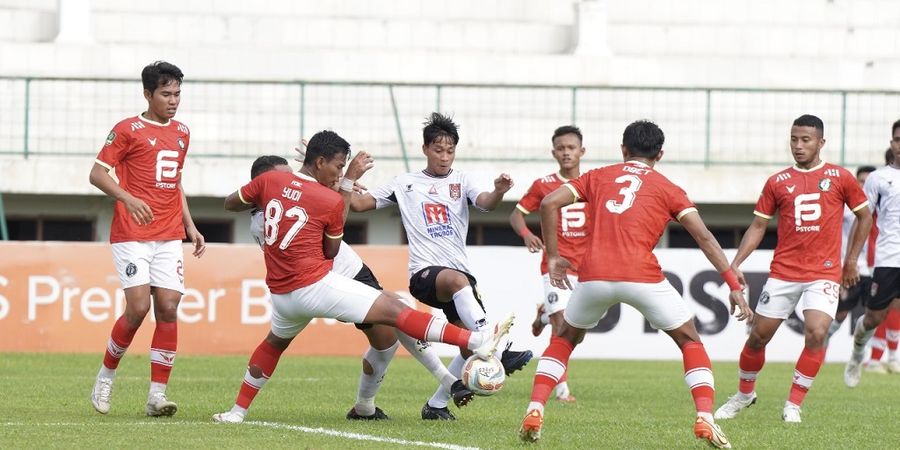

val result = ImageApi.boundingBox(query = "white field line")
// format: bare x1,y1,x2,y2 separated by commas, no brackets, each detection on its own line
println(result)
0,421,483,450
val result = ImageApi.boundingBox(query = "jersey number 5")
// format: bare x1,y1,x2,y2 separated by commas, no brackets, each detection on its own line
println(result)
605,175,643,214
264,199,309,250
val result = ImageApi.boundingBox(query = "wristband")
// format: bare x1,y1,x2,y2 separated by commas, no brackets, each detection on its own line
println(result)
721,268,741,291
518,226,532,238
339,177,355,192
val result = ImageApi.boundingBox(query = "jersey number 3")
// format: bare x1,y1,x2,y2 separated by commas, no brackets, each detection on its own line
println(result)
264,199,309,250
605,175,643,214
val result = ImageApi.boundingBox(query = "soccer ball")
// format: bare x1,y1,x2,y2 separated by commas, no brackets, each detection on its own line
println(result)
461,354,506,396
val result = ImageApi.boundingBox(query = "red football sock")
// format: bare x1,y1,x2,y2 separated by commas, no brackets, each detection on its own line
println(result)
395,307,473,349
236,340,285,409
682,342,715,414
738,343,765,394
103,315,139,370
559,370,568,384
531,336,574,404
150,321,178,384
871,322,887,361
885,309,900,352
787,347,825,406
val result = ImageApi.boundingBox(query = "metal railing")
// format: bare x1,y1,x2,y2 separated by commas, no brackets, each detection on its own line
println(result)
1,77,899,168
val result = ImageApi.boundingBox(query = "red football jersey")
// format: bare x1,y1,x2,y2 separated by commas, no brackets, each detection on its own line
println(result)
95,115,190,243
567,161,696,283
516,173,590,274
754,162,868,283
239,171,345,294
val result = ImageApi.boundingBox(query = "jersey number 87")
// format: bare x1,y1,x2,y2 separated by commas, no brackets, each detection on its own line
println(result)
264,199,309,250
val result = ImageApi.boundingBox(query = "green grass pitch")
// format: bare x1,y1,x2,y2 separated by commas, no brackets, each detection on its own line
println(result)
1,353,897,449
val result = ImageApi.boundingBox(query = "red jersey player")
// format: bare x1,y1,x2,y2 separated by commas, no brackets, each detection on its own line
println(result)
518,120,751,449
89,61,205,417
715,115,871,423
509,125,589,403
212,130,513,424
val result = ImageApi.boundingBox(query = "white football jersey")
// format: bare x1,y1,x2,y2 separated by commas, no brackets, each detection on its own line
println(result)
841,205,871,276
250,209,363,277
370,169,485,276
864,166,900,268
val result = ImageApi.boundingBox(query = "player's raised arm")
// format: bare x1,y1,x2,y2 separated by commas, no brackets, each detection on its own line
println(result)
475,173,513,211
338,150,375,220
540,185,576,289
89,162,154,226
680,210,752,321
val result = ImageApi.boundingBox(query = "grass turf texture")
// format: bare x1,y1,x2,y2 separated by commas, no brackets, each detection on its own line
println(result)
1,353,896,449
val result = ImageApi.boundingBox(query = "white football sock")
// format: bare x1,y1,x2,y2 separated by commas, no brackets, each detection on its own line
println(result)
396,331,456,390
355,341,399,416
149,382,166,397
852,315,876,360
453,286,489,331
98,366,116,379
427,354,465,408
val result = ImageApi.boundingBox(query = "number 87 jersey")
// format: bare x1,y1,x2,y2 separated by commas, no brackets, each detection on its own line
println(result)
239,170,346,294
564,160,697,284
754,162,867,283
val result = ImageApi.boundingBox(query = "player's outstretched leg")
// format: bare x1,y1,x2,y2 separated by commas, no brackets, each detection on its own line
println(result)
391,306,514,359
214,336,287,424
422,354,468,420
396,331,475,409
715,343,762,420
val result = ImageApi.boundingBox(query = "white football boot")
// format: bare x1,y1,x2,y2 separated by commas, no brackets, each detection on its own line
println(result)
145,392,178,417
844,355,863,388
213,410,246,424
714,392,757,420
782,402,802,423
90,376,114,414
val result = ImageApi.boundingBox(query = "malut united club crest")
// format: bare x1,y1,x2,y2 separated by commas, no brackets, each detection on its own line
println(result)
449,183,461,200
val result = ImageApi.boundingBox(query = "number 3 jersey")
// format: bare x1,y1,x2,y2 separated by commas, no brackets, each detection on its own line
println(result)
95,115,190,243
370,169,485,277
516,172,590,275
565,160,696,283
754,161,868,283
239,171,345,294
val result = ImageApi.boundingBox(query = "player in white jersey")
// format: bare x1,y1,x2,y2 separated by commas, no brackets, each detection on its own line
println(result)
828,166,877,344
247,155,475,419
845,120,900,387
349,113,533,420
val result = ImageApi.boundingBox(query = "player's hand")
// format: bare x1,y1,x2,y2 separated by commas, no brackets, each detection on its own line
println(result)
547,256,573,290
523,233,544,253
730,264,747,287
124,195,153,225
728,290,753,322
841,263,860,288
186,226,206,258
294,138,308,163
345,151,375,181
494,173,513,193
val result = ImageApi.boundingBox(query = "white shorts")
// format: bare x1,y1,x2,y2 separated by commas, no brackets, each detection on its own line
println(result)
111,240,184,293
564,279,693,331
755,277,840,320
542,273,577,316
269,271,381,339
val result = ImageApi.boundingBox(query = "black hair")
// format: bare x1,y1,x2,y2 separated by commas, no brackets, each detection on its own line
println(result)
886,148,895,166
893,119,900,136
141,61,184,93
423,112,460,146
792,114,824,136
857,165,877,177
622,120,665,158
303,130,351,165
552,125,583,145
250,155,289,179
